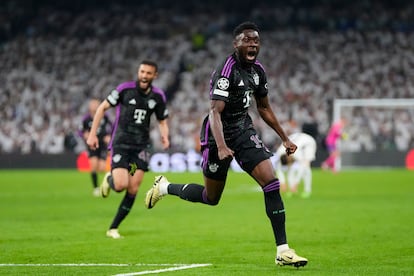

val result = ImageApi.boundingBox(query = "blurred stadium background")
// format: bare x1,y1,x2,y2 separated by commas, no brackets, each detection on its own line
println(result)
1,0,413,169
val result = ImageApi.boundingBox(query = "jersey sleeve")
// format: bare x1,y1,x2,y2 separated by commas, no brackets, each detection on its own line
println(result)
107,89,120,107
78,117,88,137
81,117,89,132
209,56,235,102
107,81,136,106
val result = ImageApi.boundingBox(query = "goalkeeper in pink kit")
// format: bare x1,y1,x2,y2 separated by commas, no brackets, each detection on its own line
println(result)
322,119,346,172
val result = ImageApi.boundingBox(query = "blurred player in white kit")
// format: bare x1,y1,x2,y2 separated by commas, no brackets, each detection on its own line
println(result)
275,132,317,198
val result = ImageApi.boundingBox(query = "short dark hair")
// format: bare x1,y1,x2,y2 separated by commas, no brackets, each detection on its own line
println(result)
141,60,158,72
233,21,260,38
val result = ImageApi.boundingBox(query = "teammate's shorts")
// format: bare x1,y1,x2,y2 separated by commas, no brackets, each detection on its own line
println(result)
110,146,151,175
88,146,108,160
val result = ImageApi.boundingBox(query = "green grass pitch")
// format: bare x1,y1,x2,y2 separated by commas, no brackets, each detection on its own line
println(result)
0,169,413,275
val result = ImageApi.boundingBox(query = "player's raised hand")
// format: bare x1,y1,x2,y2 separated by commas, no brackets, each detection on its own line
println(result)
283,140,297,156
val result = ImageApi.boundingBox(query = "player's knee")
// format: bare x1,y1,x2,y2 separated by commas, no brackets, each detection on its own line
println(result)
206,198,220,206
204,194,220,206
112,178,128,192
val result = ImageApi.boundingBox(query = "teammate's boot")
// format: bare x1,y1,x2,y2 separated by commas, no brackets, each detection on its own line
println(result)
106,229,122,239
145,175,169,209
93,187,100,197
276,249,308,268
101,172,111,198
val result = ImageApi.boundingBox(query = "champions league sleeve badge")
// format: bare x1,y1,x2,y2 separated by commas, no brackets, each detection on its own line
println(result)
217,77,230,90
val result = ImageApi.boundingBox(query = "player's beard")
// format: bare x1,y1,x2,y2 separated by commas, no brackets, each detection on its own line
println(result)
139,79,152,92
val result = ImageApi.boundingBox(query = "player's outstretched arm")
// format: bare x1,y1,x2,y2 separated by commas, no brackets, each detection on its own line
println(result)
255,95,297,155
158,119,170,150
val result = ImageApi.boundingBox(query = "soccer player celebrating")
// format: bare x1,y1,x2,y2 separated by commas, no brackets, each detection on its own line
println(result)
80,99,112,196
87,60,169,239
145,22,307,268
275,132,317,198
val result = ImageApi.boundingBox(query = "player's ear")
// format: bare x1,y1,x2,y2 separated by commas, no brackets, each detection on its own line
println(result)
233,38,239,49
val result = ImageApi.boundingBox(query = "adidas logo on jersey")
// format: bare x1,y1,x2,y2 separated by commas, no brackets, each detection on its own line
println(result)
238,80,244,86
129,99,136,105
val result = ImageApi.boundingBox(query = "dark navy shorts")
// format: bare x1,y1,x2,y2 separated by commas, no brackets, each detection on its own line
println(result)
201,128,273,181
110,146,151,174
88,146,108,160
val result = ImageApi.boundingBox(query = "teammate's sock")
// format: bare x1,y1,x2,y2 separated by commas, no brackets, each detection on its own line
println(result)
168,184,217,205
262,179,287,245
303,166,312,193
110,192,136,229
91,172,98,188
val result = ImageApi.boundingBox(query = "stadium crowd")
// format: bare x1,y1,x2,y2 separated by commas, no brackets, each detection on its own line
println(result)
1,0,414,154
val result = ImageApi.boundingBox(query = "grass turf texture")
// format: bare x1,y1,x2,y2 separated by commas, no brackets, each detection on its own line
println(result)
0,169,413,275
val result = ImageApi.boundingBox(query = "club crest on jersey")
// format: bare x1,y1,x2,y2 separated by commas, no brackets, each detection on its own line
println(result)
217,77,229,90
148,99,156,109
253,73,259,85
113,154,122,163
209,163,219,173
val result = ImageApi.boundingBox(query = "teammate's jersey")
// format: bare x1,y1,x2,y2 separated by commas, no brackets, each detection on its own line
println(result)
106,81,168,150
276,133,317,162
80,113,112,143
200,53,268,146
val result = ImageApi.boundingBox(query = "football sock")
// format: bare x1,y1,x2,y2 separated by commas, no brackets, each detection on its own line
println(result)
303,166,312,193
109,192,136,229
262,179,287,246
277,244,290,256
288,163,303,190
168,183,216,204
91,172,98,188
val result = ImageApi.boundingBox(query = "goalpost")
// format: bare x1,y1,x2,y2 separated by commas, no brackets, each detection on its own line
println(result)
333,98,414,170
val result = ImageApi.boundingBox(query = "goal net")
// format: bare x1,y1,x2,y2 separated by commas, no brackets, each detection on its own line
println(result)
333,98,414,169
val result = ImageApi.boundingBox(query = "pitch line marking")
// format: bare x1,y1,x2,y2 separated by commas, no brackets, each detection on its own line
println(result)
113,263,212,276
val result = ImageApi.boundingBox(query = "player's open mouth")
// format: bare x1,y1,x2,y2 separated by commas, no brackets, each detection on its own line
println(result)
246,51,256,61
140,80,149,86
139,80,150,90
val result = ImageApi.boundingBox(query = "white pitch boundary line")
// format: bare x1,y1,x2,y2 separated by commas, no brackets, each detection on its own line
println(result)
113,263,212,276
